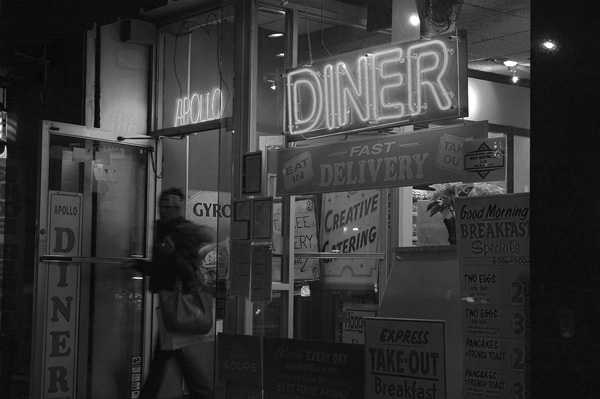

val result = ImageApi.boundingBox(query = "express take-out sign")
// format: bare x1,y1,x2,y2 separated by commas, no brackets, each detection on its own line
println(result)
285,32,467,137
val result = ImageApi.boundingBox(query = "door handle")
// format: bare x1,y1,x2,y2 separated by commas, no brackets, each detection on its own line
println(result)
40,255,149,263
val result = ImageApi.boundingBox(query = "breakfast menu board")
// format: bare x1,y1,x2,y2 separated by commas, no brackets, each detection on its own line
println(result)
455,193,530,399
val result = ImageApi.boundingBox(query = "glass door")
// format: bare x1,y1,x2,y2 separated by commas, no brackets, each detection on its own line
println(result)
33,121,155,399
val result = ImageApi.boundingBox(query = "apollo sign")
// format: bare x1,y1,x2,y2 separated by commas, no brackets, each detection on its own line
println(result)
285,33,467,137
175,88,224,127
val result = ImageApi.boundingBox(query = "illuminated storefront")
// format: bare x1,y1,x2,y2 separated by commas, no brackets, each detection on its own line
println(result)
0,1,530,398
142,1,530,397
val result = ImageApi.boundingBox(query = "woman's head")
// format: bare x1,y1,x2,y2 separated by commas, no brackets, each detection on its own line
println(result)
159,188,184,221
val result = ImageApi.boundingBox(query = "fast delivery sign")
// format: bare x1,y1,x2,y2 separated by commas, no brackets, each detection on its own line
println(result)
276,121,487,196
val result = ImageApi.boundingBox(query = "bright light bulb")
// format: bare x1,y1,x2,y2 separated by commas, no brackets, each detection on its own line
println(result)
512,74,519,84
300,285,311,297
503,60,518,67
409,14,420,26
543,40,557,50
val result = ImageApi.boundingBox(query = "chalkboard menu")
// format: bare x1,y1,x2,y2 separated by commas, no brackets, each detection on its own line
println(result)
217,333,262,398
263,337,364,399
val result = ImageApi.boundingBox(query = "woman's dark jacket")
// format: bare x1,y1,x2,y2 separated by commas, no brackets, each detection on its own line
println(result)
134,217,214,293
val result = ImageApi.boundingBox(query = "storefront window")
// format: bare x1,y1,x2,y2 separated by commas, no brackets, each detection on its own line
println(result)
251,1,530,348
253,294,288,338
286,5,390,344
157,5,235,249
155,2,235,337
158,8,235,130
296,9,390,65
257,6,287,136
254,3,395,344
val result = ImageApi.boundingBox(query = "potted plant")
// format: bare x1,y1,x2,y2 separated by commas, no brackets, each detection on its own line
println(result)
426,182,505,244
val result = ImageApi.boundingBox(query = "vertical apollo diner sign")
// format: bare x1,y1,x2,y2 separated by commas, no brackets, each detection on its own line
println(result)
285,32,468,138
44,192,82,398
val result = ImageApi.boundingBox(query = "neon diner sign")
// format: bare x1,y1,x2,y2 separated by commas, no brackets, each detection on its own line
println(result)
175,87,224,127
285,34,467,136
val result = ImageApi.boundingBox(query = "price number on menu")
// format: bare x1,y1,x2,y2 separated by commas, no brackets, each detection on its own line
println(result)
509,281,530,304
510,346,530,371
509,381,529,399
510,312,529,335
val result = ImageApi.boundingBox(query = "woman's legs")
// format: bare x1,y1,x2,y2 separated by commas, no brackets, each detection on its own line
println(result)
140,341,174,399
176,345,214,399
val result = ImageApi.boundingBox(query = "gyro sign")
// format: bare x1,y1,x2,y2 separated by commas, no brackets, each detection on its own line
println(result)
285,32,467,138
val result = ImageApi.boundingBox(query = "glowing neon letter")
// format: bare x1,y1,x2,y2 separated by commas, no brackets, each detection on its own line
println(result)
287,68,324,134
323,64,336,130
407,40,452,115
211,88,223,119
335,58,370,127
371,48,406,121
190,93,201,123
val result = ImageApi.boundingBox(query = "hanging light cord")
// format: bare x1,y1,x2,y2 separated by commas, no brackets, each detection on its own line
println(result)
304,0,313,66
320,0,333,59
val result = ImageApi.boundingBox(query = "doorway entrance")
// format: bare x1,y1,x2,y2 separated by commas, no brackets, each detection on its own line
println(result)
34,121,155,399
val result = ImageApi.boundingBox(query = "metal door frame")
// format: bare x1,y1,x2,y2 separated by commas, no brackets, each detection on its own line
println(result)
32,120,157,398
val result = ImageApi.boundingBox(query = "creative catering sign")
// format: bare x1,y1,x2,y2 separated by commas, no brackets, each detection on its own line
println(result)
276,121,487,196
321,190,381,284
285,33,467,137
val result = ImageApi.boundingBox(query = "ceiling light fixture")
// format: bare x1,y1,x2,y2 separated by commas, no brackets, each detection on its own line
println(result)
503,60,518,67
268,33,284,38
276,53,285,58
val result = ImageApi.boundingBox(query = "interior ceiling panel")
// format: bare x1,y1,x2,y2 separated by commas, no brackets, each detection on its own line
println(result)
457,0,530,81
0,0,530,86
463,15,529,43
469,39,528,60
259,0,530,83
504,31,530,47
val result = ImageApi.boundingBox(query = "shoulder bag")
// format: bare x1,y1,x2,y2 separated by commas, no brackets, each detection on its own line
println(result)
158,276,213,335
